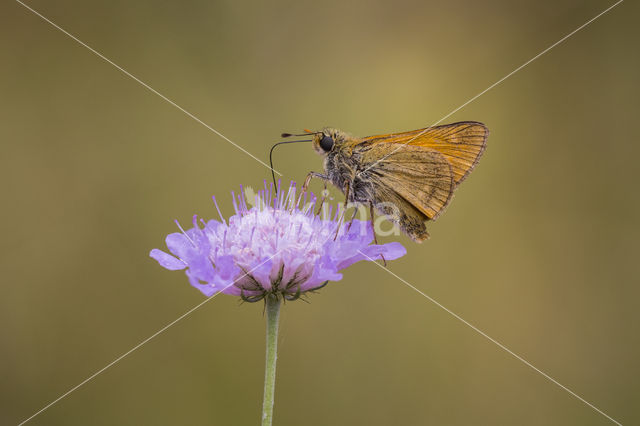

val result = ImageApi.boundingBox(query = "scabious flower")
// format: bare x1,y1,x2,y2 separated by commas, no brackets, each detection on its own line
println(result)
150,181,406,301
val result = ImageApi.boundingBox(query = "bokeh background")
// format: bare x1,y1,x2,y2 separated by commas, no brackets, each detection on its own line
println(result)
2,0,638,424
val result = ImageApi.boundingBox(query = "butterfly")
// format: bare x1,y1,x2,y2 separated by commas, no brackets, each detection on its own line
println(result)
290,121,488,242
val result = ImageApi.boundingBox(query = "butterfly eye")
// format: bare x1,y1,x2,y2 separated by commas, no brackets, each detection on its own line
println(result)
319,135,334,152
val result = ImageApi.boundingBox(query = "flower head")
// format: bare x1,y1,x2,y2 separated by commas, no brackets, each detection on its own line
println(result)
150,181,406,301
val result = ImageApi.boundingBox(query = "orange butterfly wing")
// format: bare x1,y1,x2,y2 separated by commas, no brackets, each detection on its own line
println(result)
361,121,488,185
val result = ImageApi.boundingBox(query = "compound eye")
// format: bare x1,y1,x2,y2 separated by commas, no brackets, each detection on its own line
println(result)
319,135,334,152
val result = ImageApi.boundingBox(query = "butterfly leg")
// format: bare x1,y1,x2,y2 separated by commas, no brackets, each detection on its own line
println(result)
315,180,328,216
298,171,329,211
369,202,387,266
345,205,359,233
334,179,353,240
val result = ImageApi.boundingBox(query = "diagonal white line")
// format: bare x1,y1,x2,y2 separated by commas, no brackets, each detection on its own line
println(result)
15,0,282,176
360,0,624,175
17,253,281,426
14,0,626,424
18,297,215,426
429,0,623,127
359,250,623,425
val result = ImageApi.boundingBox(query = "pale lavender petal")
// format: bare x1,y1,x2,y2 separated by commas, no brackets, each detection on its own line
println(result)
187,252,216,283
337,242,407,270
343,219,373,243
187,270,218,297
214,255,240,283
220,284,242,296
250,258,274,289
165,233,194,259
149,249,186,270
306,254,342,289
377,242,407,260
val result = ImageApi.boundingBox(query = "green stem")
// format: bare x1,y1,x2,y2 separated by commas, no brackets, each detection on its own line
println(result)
261,294,281,426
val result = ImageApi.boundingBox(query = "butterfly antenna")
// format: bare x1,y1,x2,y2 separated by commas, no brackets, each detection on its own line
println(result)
269,139,312,193
281,129,321,138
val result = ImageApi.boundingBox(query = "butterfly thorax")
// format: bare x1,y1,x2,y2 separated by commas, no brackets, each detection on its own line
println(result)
319,132,377,204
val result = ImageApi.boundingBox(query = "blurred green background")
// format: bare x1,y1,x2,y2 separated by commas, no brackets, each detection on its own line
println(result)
2,0,638,424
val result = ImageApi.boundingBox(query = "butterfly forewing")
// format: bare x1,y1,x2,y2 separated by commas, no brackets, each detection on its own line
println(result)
361,121,488,185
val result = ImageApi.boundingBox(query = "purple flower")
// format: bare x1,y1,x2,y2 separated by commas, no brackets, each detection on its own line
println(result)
150,181,406,301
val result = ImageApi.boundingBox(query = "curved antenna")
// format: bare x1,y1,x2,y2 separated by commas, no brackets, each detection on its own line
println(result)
269,140,312,193
281,129,321,138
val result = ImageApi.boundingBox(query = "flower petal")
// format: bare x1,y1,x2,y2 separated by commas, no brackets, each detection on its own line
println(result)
249,258,274,289
377,242,407,260
186,270,218,297
187,252,216,282
215,255,240,281
150,249,186,270
165,233,194,259
337,242,406,270
302,254,342,290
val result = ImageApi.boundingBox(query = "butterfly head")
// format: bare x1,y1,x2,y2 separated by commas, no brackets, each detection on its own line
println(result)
312,128,350,156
